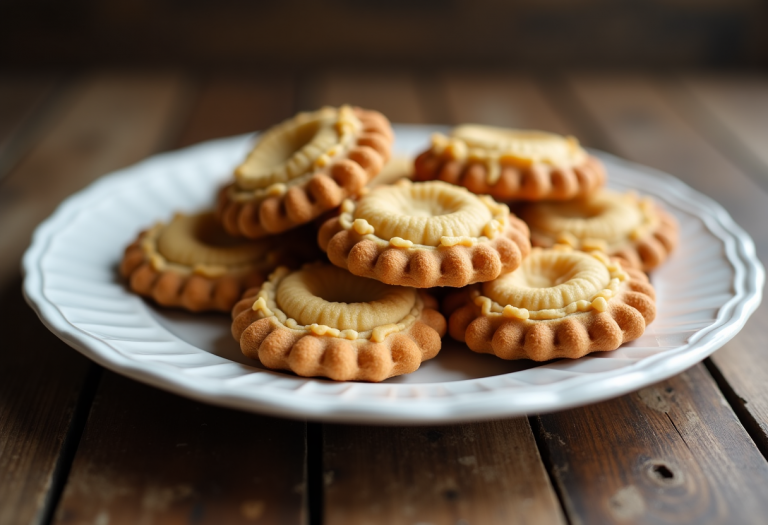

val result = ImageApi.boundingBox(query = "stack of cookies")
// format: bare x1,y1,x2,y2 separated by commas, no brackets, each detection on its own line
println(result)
120,106,678,382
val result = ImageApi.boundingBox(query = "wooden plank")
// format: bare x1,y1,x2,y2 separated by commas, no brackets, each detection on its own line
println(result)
306,70,428,123
536,365,768,524
0,74,60,182
441,72,573,134
53,373,306,525
0,71,189,525
0,70,191,288
52,74,309,524
176,74,296,147
312,72,565,524
565,73,768,452
324,420,565,525
680,75,768,183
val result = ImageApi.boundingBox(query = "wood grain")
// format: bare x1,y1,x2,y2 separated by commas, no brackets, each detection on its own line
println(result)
176,74,296,147
0,71,188,525
51,74,309,524
680,75,768,186
0,279,95,525
536,365,768,524
306,70,428,123
0,74,59,182
441,72,573,134
53,373,306,525
324,420,565,525
0,70,191,288
565,73,768,453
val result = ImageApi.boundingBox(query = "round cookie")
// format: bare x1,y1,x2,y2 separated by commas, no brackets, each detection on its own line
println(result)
414,124,605,201
446,247,656,361
218,105,393,239
120,212,281,312
318,179,531,288
519,189,679,272
231,264,447,382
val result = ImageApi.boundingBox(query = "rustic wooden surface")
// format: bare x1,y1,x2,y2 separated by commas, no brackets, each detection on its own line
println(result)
2,69,768,525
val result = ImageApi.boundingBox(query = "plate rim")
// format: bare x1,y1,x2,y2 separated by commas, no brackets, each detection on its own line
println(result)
22,130,765,424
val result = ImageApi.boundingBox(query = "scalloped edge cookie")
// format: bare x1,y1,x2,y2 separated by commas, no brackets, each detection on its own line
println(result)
522,192,679,272
120,219,271,313
230,267,447,382
217,106,393,239
445,253,656,361
414,128,605,201
318,181,531,288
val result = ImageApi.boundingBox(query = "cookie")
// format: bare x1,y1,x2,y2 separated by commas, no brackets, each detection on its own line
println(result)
519,190,679,271
414,124,605,201
446,247,656,361
231,264,446,382
218,105,393,238
120,211,281,312
318,179,531,288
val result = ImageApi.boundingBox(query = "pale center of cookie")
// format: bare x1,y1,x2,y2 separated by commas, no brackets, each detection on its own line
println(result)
482,250,611,311
522,190,650,249
353,180,493,246
276,265,416,332
235,106,362,191
156,212,271,267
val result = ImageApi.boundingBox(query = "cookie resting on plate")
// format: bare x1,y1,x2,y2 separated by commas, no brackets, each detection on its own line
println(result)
120,212,278,312
444,247,656,361
231,264,447,382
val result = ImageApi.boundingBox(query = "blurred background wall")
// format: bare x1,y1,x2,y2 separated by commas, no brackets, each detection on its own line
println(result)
3,0,766,70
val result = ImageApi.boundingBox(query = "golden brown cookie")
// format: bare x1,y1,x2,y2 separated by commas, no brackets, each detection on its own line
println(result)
217,106,393,239
446,247,656,361
120,212,281,312
414,125,605,201
318,180,531,288
231,264,447,382
519,190,679,272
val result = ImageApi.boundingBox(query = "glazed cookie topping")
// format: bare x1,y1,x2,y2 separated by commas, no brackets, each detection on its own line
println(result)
343,179,508,248
235,106,363,194
520,190,678,271
251,265,421,342
143,212,275,277
434,125,587,184
476,248,627,320
232,263,447,381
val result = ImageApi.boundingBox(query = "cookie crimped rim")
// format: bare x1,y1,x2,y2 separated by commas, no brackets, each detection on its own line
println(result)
217,106,393,239
120,220,271,313
447,248,657,361
319,183,531,288
414,126,605,201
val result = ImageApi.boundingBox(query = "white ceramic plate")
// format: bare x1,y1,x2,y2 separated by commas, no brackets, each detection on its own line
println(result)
23,126,764,424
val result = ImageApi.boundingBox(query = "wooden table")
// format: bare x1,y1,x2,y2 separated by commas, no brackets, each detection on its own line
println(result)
2,69,768,525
